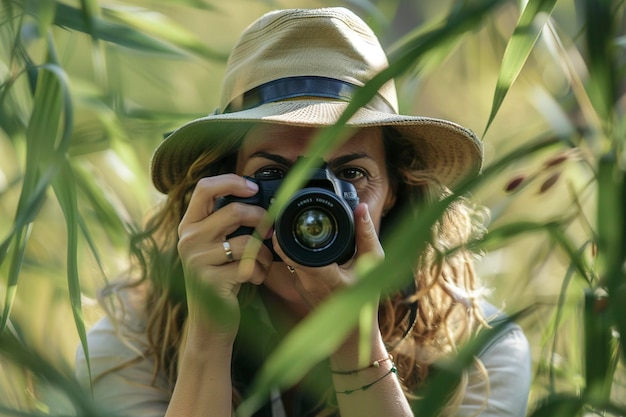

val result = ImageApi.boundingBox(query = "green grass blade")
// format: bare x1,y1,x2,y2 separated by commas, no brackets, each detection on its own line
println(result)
596,154,626,362
583,0,618,126
583,288,617,404
596,155,624,289
52,159,93,391
44,2,228,61
528,394,584,416
103,5,228,61
0,331,107,417
73,162,131,247
0,58,69,333
484,0,559,135
34,0,56,37
0,225,31,334
547,242,593,392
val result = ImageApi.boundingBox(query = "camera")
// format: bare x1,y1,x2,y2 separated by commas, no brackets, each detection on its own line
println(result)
214,158,359,267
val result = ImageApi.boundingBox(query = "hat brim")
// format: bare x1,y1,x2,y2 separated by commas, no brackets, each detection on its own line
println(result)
151,100,483,193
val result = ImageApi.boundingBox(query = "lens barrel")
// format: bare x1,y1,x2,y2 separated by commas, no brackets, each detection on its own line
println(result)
275,187,355,267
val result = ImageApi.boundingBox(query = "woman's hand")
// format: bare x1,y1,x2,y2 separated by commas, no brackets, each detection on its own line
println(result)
177,174,274,341
272,202,384,310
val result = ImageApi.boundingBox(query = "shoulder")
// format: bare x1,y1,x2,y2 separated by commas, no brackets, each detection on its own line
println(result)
458,302,532,417
75,285,170,416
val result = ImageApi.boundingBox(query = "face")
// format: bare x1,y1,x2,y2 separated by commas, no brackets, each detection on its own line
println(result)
237,124,396,230
236,124,397,306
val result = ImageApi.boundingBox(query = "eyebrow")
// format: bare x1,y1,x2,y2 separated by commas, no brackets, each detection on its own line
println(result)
248,151,293,166
248,151,373,167
330,152,372,167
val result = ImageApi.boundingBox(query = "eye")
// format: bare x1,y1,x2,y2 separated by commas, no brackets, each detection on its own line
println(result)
254,166,286,180
336,167,367,182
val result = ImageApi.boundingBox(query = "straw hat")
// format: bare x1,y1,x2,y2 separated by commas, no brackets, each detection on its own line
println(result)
151,7,483,194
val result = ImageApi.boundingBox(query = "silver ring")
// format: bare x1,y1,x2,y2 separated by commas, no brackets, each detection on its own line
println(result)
223,240,234,262
286,265,296,274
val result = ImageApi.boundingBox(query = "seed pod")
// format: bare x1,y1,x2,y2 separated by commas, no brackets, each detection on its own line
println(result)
505,175,525,193
539,172,561,193
544,153,569,169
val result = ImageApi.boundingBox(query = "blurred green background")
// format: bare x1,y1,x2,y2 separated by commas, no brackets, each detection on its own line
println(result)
1,0,624,415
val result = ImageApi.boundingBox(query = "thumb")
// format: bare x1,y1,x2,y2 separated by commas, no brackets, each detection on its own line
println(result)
354,203,384,260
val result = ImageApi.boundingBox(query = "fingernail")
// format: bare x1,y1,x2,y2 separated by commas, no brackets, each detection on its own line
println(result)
247,179,259,192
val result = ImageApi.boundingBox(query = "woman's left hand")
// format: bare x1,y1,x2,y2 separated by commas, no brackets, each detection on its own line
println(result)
272,202,383,310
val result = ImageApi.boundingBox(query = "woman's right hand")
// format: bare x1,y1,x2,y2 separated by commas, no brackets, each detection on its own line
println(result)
177,174,274,342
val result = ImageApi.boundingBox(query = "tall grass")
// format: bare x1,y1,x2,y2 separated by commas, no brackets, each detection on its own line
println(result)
0,0,624,416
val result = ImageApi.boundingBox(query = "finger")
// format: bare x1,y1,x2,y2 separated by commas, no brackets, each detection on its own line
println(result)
238,237,274,285
181,175,259,226
215,235,274,285
206,201,269,240
177,202,266,264
354,203,384,260
184,236,271,285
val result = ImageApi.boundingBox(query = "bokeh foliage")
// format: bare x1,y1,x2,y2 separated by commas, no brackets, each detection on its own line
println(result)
0,0,624,416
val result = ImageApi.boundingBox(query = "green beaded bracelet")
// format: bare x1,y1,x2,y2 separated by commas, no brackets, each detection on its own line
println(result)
335,365,398,395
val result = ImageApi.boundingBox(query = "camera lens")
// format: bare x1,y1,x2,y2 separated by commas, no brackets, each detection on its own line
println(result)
293,208,337,249
275,188,355,267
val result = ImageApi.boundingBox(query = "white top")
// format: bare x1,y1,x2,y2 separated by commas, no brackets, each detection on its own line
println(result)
75,301,531,417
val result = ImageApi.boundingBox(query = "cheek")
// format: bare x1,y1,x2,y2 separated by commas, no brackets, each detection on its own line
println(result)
358,184,390,228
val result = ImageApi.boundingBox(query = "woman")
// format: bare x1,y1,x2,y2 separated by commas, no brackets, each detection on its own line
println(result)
76,7,531,417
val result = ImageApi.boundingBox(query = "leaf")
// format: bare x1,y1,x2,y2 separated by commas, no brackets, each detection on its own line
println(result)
484,0,559,135
596,154,626,362
0,331,108,417
0,225,31,333
528,394,584,417
583,288,618,404
46,2,228,61
596,154,624,291
583,0,617,123
0,61,69,333
52,160,93,387
103,5,228,61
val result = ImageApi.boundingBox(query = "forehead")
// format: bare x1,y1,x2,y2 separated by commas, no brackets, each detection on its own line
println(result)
238,124,385,160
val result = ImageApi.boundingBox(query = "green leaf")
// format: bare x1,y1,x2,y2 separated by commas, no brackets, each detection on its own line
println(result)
103,5,228,61
52,159,93,388
0,225,31,333
0,331,107,417
35,0,57,36
595,154,626,361
49,2,228,61
583,0,617,125
484,0,559,135
596,154,624,289
528,394,584,417
0,61,69,333
583,288,618,404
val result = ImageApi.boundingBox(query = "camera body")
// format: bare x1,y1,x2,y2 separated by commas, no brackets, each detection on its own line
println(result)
214,159,359,267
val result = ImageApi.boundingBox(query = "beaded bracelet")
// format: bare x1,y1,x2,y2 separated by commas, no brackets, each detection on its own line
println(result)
334,364,398,395
330,354,393,375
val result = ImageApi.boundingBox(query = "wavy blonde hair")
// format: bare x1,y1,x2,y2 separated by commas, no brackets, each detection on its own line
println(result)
123,125,488,416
